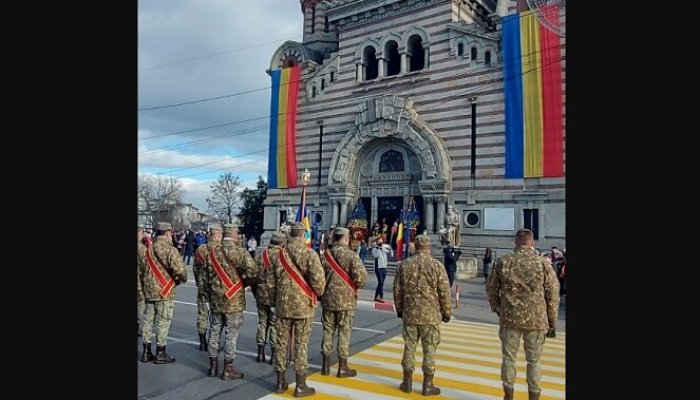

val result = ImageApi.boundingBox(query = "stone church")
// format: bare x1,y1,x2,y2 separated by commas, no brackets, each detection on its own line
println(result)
261,0,565,257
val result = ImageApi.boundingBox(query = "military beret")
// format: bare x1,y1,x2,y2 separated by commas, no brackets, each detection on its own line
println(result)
209,224,222,233
290,222,306,232
415,234,431,250
222,223,238,233
334,227,350,236
157,222,173,231
270,232,286,245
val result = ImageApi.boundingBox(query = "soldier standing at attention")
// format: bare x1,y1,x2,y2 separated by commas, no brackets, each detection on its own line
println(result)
269,223,325,397
138,222,188,364
193,224,223,351
487,229,560,400
319,227,367,378
393,235,452,396
202,223,259,380
253,232,286,364
137,226,147,337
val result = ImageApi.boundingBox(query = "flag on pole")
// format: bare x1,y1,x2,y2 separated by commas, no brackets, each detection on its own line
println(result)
294,188,312,249
396,209,405,261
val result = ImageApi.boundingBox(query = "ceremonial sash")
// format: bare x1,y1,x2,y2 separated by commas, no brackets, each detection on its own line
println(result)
208,247,243,299
324,251,358,294
278,248,317,306
262,249,272,269
145,247,174,298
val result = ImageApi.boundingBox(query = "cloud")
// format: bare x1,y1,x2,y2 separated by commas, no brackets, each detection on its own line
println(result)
138,148,268,175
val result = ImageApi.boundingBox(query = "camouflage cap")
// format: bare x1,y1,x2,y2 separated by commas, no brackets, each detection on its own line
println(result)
222,223,238,233
270,232,286,246
290,222,306,232
209,224,222,233
334,227,350,236
157,222,173,232
415,234,431,250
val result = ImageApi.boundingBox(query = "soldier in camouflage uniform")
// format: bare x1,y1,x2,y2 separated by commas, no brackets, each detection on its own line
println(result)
137,222,188,364
392,234,452,396
193,224,223,351
319,227,367,378
268,223,325,397
253,232,286,364
487,229,560,400
202,223,259,380
137,226,146,337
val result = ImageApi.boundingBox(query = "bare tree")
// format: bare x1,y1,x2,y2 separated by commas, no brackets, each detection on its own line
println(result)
137,174,183,227
206,172,242,224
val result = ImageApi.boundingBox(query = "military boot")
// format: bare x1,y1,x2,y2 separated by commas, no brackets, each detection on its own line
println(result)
208,357,218,377
257,344,266,363
528,391,540,400
140,343,154,363
337,357,357,378
293,373,316,398
269,348,276,365
421,373,441,396
221,359,244,380
503,385,514,400
399,369,412,393
198,333,208,351
153,345,176,364
274,370,288,393
321,354,330,376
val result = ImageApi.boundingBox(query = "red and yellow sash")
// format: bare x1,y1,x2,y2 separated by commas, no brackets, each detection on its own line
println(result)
324,251,358,294
208,247,242,299
278,248,317,306
262,249,272,269
145,247,174,298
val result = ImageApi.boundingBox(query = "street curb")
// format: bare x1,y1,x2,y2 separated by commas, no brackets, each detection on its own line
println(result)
357,300,395,312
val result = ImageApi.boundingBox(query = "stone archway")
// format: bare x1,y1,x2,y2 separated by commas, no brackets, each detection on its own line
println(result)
327,95,452,233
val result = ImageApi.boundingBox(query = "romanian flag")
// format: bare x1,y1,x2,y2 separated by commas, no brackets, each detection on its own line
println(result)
267,65,301,189
503,8,563,178
395,210,405,260
294,187,312,249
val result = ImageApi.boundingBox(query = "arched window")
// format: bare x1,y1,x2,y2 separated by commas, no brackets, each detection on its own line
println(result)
324,16,329,33
363,47,378,80
471,46,477,61
379,150,405,172
312,86,317,98
330,71,335,82
385,41,400,76
457,43,464,57
485,51,491,66
407,35,425,72
321,79,325,90
311,6,316,34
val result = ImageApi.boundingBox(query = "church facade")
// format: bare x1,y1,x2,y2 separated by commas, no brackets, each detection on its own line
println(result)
261,0,565,256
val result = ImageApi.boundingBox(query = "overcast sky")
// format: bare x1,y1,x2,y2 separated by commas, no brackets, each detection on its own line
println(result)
138,0,304,211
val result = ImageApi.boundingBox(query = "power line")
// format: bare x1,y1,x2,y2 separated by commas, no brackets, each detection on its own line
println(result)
139,115,270,141
139,36,302,72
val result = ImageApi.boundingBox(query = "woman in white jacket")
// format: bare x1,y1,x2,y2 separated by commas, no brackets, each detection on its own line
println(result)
372,238,393,303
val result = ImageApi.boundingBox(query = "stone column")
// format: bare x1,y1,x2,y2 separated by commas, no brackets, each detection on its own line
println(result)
331,200,339,227
424,196,435,233
400,51,408,74
424,46,430,69
436,195,447,231
378,57,386,78
356,63,363,82
340,200,349,226
371,195,378,225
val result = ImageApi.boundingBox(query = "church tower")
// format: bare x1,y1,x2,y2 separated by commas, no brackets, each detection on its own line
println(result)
300,0,338,61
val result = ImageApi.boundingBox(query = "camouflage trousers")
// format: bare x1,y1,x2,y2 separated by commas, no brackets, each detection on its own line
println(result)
142,300,175,347
256,304,277,346
499,325,546,394
401,323,441,375
208,312,244,361
321,309,355,358
194,273,209,335
275,317,313,375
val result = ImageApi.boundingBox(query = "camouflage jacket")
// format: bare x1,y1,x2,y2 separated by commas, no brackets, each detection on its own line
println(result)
393,252,452,325
193,240,220,295
321,243,367,311
203,239,259,314
254,245,282,307
486,245,560,331
138,236,188,301
270,240,325,319
137,241,146,302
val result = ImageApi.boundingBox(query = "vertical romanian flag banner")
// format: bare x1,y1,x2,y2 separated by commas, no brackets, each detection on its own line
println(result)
267,65,301,189
395,209,405,261
503,7,563,178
